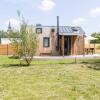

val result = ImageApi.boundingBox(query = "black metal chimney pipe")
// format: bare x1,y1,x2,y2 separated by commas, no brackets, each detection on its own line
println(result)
57,16,59,50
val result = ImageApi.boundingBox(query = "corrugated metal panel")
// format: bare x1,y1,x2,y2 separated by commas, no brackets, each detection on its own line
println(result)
59,26,85,36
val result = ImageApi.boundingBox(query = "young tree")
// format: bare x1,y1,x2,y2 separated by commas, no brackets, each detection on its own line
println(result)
9,13,37,66
91,32,100,43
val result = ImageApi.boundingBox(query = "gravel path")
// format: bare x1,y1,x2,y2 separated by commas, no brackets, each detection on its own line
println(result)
33,54,100,60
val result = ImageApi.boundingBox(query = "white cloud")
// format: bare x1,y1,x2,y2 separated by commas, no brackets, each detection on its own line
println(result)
39,0,55,11
90,7,100,17
5,18,20,28
72,17,86,25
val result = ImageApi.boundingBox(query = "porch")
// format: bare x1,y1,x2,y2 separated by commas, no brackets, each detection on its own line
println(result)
59,35,84,56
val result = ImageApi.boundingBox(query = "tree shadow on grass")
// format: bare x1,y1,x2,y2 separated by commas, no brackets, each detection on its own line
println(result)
81,62,100,70
87,63,100,70
8,56,19,59
1,64,29,68
0,62,74,68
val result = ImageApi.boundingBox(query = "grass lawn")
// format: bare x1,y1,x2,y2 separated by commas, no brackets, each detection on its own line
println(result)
0,56,100,100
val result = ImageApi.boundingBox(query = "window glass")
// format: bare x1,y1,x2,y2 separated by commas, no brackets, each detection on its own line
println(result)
43,37,50,47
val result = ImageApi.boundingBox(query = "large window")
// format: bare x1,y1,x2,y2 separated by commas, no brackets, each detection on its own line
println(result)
43,37,50,47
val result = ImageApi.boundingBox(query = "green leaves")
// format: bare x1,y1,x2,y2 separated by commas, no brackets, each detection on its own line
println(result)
9,12,37,66
91,32,100,43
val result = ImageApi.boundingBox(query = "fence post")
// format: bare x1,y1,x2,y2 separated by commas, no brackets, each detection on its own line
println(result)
7,44,8,55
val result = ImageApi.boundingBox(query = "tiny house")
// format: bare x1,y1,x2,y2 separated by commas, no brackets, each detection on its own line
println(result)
28,24,85,56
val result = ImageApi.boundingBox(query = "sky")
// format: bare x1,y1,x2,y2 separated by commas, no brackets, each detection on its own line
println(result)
0,0,100,35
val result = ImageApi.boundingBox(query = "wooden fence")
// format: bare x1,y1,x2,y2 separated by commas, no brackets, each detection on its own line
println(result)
0,44,100,55
0,45,15,55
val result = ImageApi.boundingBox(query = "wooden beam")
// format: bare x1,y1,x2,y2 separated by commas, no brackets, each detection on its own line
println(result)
68,37,69,54
51,31,55,55
61,35,64,56
71,36,72,55
73,36,75,55
83,35,85,56
7,44,8,56
71,36,73,55
74,36,77,55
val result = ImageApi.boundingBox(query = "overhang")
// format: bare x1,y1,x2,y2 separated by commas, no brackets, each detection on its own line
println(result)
59,26,85,36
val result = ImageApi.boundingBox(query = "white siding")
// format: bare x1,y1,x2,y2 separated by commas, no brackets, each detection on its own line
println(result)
1,38,11,44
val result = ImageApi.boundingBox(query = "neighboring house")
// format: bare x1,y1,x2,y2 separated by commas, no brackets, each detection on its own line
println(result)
85,36,100,54
27,24,85,56
0,31,10,44
0,23,12,45
0,38,11,44
0,31,11,44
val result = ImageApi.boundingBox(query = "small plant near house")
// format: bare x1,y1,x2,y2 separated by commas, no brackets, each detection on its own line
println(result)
97,45,100,50
9,12,38,66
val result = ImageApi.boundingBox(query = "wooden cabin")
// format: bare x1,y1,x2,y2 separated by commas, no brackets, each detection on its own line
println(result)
28,25,85,56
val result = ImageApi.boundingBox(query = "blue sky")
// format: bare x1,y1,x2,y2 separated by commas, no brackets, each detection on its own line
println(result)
0,0,100,35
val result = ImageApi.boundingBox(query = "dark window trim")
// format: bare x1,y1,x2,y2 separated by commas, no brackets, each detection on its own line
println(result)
43,37,50,48
36,28,42,33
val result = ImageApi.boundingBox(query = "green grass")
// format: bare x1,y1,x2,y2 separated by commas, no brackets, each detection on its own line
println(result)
0,56,100,100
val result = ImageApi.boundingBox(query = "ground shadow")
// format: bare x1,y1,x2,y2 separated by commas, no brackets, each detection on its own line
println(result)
1,64,30,68
87,63,100,70
8,56,19,59
0,62,75,68
81,62,100,70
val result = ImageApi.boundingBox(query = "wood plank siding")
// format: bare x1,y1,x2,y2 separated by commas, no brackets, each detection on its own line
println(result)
0,26,85,56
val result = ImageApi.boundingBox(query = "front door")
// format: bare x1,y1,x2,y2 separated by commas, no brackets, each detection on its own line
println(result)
64,36,71,55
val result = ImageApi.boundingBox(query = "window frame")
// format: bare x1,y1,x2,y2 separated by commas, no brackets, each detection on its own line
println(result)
43,37,50,48
36,28,42,33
